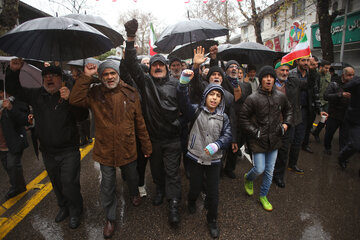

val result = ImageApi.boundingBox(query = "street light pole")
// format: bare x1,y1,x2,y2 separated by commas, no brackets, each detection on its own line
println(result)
340,0,349,64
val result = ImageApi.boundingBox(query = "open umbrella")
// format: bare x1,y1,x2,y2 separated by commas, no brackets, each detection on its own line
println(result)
0,17,113,61
154,19,228,53
0,56,42,88
64,14,124,47
168,40,218,60
218,42,286,65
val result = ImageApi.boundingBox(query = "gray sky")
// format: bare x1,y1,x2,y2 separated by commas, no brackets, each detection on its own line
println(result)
22,0,190,32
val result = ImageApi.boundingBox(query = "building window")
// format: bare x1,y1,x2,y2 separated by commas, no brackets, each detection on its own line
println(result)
332,1,338,11
243,27,248,38
292,0,305,18
271,13,278,28
260,19,264,32
349,0,360,12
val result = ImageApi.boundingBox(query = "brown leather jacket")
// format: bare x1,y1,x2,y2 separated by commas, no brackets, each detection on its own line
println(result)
239,88,292,153
69,74,152,167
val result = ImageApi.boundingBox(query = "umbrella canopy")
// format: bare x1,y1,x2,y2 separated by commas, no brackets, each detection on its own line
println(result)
0,56,42,88
64,14,124,47
154,19,228,53
219,42,286,65
67,57,101,67
168,40,218,60
0,17,113,61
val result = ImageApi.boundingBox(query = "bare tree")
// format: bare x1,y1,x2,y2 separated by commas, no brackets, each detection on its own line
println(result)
48,0,90,14
316,0,343,62
118,10,158,55
0,0,19,35
186,0,239,43
236,0,270,44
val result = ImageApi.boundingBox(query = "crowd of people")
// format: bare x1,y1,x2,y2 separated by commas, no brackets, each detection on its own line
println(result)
1,18,359,239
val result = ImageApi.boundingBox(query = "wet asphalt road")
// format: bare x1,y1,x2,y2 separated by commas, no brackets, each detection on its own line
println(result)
1,130,359,240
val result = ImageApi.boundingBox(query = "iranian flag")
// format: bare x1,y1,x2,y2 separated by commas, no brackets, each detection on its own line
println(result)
281,34,311,65
149,23,157,56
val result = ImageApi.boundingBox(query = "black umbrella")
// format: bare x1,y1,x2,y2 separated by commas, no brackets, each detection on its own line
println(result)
64,14,124,47
0,17,113,61
154,19,228,53
168,40,218,60
219,42,286,65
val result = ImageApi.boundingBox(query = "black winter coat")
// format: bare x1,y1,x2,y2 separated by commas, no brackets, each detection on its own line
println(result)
324,77,349,121
289,68,322,114
0,98,29,153
5,68,88,154
283,75,307,126
124,41,181,142
343,76,360,124
239,88,293,153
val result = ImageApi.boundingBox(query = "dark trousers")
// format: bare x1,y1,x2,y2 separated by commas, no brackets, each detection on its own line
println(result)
0,150,26,191
324,117,349,151
78,118,90,145
339,122,360,162
136,140,148,186
274,127,295,180
224,131,245,172
302,108,315,147
289,108,308,167
150,139,182,200
188,160,220,222
42,150,83,217
100,161,139,221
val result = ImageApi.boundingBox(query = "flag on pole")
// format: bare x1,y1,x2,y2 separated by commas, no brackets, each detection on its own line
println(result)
149,23,157,56
281,34,311,65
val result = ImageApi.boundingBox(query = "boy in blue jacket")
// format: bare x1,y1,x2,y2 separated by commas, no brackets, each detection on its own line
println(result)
177,70,232,239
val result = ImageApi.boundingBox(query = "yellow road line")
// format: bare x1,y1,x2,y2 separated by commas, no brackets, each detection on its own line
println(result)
0,171,48,216
0,140,94,239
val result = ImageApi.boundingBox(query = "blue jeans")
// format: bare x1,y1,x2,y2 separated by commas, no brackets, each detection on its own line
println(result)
246,150,278,197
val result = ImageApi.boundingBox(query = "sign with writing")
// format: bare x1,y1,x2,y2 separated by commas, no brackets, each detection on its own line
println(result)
284,23,311,52
311,10,360,48
264,37,282,52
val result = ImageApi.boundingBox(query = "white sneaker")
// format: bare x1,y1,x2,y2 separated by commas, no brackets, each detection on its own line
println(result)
138,185,147,197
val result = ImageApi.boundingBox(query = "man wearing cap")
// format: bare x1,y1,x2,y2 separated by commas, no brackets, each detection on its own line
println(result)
124,19,183,227
69,60,152,238
221,59,252,179
169,57,182,80
272,62,308,188
6,58,88,229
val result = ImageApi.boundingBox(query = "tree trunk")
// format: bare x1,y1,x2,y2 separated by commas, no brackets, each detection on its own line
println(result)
0,0,19,36
317,0,334,62
254,19,263,44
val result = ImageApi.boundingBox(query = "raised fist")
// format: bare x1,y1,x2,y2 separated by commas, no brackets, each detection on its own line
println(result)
124,19,138,37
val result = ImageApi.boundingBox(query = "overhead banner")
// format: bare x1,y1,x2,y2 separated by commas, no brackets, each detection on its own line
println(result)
311,10,360,48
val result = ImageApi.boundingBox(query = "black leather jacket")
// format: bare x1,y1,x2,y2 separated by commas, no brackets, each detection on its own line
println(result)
124,41,181,142
239,88,293,153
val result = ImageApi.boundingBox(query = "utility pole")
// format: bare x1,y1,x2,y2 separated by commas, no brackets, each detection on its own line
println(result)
340,0,349,64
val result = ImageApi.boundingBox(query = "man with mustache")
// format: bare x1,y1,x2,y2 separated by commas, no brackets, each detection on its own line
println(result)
6,59,88,229
123,19,183,227
69,60,152,238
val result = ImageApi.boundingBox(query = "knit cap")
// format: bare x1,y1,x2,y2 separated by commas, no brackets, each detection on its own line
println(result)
258,65,276,84
98,60,120,77
225,60,240,71
206,66,225,82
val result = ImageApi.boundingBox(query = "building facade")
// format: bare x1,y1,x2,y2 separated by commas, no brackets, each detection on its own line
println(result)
234,0,360,71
